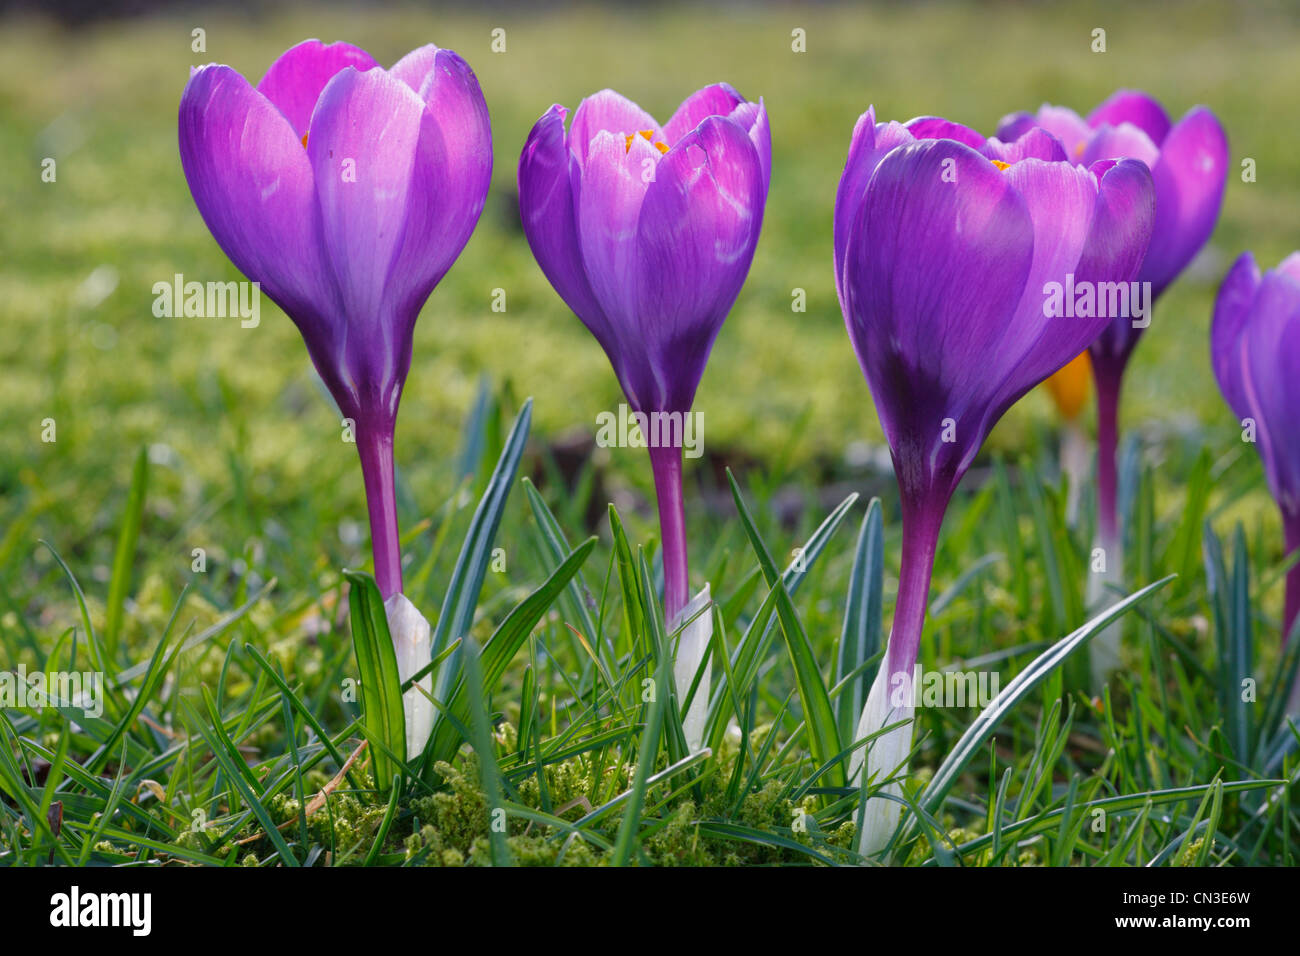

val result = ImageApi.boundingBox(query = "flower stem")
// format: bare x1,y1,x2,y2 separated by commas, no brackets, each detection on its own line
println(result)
849,489,947,856
886,494,947,682
356,421,402,601
1093,357,1124,551
648,443,689,624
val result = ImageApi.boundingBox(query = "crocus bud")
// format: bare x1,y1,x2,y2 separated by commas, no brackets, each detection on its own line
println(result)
836,108,1155,855
1211,251,1300,708
385,593,433,761
179,39,492,600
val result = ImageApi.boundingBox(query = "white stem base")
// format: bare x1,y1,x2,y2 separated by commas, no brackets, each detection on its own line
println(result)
1087,531,1124,692
671,584,713,753
848,661,915,858
385,593,433,762
1060,422,1090,529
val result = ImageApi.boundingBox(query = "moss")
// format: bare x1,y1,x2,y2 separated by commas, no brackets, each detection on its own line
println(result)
268,786,387,855
383,740,853,866
1179,838,1208,864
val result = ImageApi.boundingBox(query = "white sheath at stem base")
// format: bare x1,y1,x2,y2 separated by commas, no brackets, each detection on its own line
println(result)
1088,529,1124,692
384,593,433,762
848,661,916,858
671,584,713,753
1060,421,1091,529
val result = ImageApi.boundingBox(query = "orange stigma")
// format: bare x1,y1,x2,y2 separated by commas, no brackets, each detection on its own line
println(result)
990,159,1011,171
301,132,309,149
625,129,669,155
1044,350,1092,421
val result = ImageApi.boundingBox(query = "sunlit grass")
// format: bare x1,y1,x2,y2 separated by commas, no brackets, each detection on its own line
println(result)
1,1,1298,865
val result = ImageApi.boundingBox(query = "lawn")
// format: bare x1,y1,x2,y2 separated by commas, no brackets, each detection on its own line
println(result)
1,0,1298,867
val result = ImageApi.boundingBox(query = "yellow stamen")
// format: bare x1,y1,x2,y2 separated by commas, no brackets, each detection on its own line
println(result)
625,129,669,155
990,159,1011,171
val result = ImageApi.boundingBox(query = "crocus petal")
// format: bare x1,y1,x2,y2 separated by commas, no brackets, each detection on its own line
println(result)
1078,159,1157,289
1081,121,1161,168
995,110,1038,143
306,66,426,405
903,115,986,148
980,127,1069,164
569,89,659,165
843,139,1035,496
178,65,339,349
1277,252,1300,285
518,105,622,366
256,39,379,138
1241,272,1300,513
1035,105,1093,162
385,47,493,322
999,105,1092,161
1072,158,1159,366
833,110,912,308
388,43,440,95
1139,107,1229,296
1210,251,1262,420
577,130,660,363
633,115,765,412
662,82,746,145
725,98,772,195
989,159,1103,416
1087,88,1173,145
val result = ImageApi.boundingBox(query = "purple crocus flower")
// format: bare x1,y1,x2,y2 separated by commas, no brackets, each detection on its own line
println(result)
999,90,1229,554
1211,251,1300,650
517,85,767,739
518,84,768,747
178,39,492,602
836,109,1155,853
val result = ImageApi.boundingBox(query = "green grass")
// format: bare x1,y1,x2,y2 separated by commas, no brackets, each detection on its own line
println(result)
2,1,1299,865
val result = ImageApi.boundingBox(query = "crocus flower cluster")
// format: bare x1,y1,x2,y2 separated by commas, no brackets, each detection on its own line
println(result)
181,46,1258,861
179,39,492,758
835,108,1155,853
518,84,770,747
1212,252,1300,695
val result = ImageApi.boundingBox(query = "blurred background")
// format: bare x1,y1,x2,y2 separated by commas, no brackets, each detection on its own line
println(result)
2,0,1298,610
